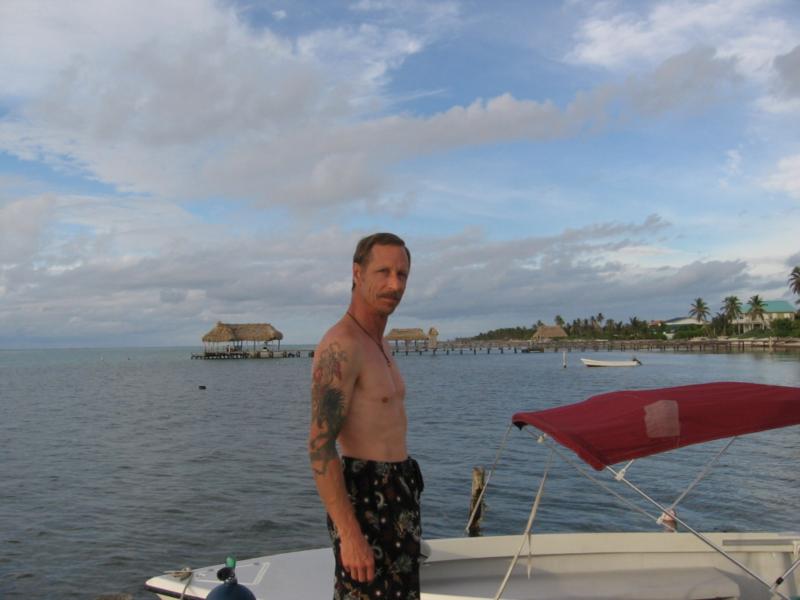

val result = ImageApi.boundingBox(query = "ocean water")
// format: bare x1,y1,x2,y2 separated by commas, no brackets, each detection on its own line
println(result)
1,347,799,599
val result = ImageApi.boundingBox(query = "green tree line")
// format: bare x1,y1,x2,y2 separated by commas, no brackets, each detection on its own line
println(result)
469,265,800,341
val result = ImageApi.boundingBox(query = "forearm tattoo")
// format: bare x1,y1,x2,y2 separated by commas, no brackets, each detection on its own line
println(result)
309,344,347,475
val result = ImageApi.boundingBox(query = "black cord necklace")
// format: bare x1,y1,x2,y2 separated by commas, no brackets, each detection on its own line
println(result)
346,311,391,366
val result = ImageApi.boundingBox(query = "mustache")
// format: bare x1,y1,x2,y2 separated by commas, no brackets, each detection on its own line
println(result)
379,292,402,301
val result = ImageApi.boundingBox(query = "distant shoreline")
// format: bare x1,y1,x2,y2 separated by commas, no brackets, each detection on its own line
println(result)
418,337,800,353
3,337,799,353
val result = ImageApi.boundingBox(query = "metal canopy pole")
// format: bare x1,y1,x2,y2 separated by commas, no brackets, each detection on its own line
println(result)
771,554,800,595
606,465,792,600
666,437,737,512
532,433,656,525
523,426,792,600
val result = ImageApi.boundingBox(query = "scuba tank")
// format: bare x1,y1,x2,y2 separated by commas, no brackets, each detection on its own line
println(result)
206,556,256,600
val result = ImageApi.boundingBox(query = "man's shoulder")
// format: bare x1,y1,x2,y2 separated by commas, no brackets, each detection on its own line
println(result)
315,319,362,362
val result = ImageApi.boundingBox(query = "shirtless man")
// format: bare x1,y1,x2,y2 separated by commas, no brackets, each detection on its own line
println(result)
309,232,424,599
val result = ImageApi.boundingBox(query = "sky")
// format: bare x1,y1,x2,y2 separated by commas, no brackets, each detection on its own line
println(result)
1,0,799,348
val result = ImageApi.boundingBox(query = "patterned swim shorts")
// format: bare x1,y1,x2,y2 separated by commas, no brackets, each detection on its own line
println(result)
327,456,424,600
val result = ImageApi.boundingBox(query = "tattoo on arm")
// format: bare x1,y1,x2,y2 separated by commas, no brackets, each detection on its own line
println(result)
309,387,344,474
309,344,348,475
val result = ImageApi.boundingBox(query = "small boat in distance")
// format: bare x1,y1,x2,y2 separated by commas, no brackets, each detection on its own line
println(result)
581,357,642,367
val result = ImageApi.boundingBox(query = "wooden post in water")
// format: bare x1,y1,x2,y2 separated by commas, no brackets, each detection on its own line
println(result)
468,466,486,537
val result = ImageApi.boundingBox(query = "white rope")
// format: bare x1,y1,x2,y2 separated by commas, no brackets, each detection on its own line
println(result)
465,424,513,533
163,566,194,599
493,450,552,600
527,451,552,579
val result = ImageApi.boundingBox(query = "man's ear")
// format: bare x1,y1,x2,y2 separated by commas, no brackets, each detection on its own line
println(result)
352,262,361,288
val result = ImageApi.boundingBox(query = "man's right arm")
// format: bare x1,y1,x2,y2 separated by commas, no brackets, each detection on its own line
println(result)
309,338,375,583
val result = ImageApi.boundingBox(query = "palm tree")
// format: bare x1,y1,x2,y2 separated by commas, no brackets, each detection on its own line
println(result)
789,266,800,304
722,296,743,335
605,318,615,337
554,315,565,327
711,311,727,337
689,297,710,322
747,295,767,331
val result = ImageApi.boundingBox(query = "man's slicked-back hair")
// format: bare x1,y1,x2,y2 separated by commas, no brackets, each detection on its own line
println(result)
353,232,411,267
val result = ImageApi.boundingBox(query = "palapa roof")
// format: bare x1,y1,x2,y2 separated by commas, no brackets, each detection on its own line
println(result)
385,328,428,341
531,325,567,340
428,327,439,337
202,322,283,342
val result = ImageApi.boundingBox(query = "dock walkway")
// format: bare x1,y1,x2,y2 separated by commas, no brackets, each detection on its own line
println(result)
190,338,800,359
191,350,310,359
400,338,800,354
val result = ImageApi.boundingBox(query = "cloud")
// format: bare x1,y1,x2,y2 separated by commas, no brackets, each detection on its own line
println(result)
568,0,795,74
764,154,800,199
0,208,667,340
773,44,800,97
0,2,742,213
625,46,739,115
0,195,55,267
0,195,783,345
404,223,754,328
567,0,800,121
0,0,424,198
1,2,798,346
719,148,743,187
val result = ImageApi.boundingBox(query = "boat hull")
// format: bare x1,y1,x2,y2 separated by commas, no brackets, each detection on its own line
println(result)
146,531,800,600
580,358,641,367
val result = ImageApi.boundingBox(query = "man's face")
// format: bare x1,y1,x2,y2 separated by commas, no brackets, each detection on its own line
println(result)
353,244,410,316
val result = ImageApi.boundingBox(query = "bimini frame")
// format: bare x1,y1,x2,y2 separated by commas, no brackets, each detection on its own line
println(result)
473,381,800,600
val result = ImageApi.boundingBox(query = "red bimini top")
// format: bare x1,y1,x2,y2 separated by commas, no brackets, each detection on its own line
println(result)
512,382,800,470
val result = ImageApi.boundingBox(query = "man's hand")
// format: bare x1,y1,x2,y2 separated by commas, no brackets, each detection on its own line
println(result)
340,531,375,583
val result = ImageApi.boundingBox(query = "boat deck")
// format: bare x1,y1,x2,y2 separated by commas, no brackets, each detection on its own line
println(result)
146,532,800,600
423,566,739,599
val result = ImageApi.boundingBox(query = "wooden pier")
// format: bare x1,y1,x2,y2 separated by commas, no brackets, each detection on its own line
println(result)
190,338,800,360
191,349,312,359
392,337,800,355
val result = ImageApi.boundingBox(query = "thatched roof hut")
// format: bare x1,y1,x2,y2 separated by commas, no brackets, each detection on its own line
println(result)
531,325,567,340
385,327,436,349
385,328,428,341
202,322,283,343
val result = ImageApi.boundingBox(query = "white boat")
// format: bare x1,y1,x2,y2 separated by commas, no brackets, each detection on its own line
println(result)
146,382,800,600
581,357,642,367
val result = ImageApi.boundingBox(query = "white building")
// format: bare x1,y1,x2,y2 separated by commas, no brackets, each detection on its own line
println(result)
733,300,796,332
